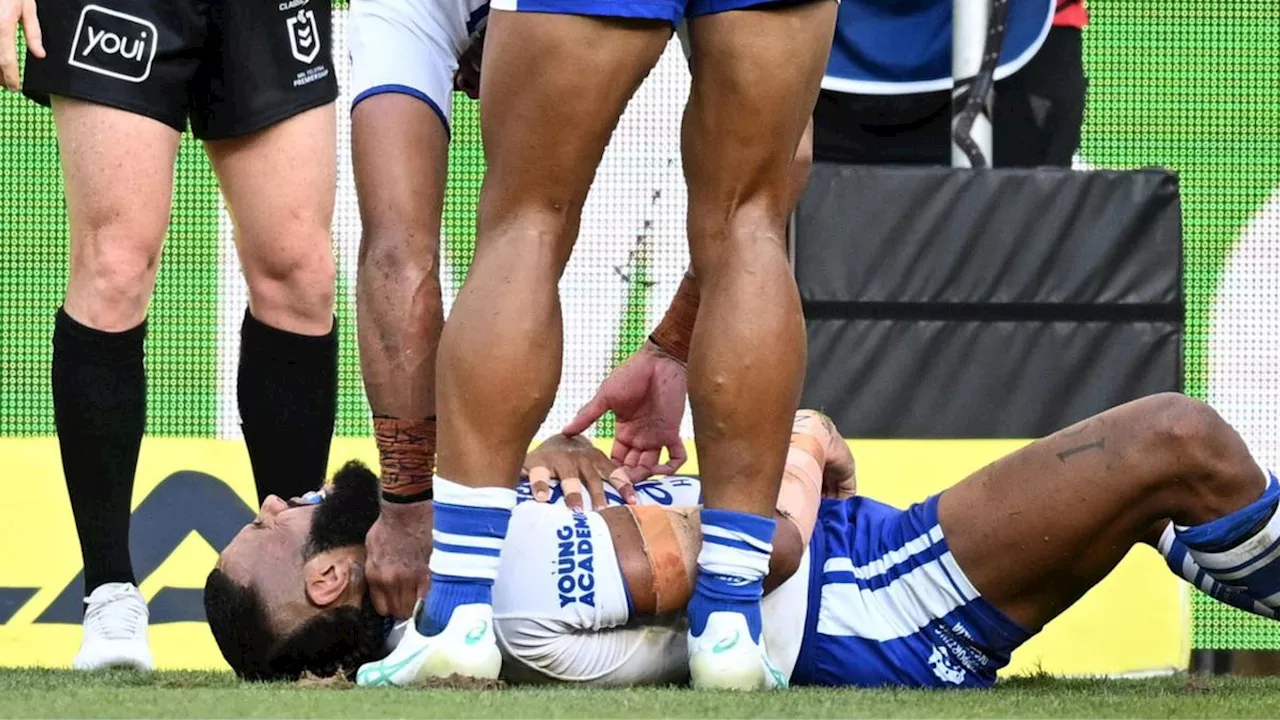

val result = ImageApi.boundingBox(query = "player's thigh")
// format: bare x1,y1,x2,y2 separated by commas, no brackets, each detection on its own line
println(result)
204,105,337,332
352,96,449,256
478,10,670,232
348,0,459,243
682,1,835,215
937,399,1188,631
52,97,181,329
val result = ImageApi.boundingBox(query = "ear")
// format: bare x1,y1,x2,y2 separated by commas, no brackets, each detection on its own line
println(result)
303,553,354,608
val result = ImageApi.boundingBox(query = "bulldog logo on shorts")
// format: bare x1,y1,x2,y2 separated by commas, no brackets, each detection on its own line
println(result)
286,9,320,64
68,5,158,83
927,645,967,685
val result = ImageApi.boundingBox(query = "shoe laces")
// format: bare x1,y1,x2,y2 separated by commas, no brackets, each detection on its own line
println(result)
83,586,147,641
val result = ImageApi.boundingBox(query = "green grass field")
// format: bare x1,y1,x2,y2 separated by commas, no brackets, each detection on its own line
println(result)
3,670,1280,718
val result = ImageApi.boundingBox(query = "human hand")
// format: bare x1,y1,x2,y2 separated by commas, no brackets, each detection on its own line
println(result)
364,501,433,620
793,410,856,499
0,0,43,92
525,433,638,512
563,341,688,482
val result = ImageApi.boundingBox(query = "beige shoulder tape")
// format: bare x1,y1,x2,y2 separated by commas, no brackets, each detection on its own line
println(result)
629,505,694,615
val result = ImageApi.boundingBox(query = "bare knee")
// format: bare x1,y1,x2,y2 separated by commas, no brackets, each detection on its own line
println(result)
1142,394,1232,469
65,222,164,330
357,226,444,336
358,225,441,288
242,224,336,335
1139,393,1263,521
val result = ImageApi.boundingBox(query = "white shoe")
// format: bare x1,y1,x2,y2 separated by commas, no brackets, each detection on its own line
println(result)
688,611,787,691
72,583,153,671
357,604,501,687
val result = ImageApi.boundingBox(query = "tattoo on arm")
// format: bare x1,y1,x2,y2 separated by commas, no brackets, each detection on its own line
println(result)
1056,438,1106,463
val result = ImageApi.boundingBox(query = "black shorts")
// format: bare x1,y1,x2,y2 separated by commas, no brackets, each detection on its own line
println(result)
22,0,338,140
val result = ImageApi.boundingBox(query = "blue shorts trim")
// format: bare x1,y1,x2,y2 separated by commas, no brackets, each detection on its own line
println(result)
351,84,451,138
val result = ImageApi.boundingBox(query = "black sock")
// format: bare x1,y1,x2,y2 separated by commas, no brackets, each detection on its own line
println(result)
52,308,146,596
238,311,338,505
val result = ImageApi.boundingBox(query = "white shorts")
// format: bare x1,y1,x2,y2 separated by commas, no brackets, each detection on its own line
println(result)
347,0,489,130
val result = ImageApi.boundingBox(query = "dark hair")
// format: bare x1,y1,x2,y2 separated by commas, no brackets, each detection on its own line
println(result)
204,568,388,681
305,461,381,557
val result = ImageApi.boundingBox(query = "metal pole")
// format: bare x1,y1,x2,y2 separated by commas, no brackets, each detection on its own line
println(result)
952,0,994,167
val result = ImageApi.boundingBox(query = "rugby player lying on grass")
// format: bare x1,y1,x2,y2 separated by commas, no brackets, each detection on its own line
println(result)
206,395,1280,688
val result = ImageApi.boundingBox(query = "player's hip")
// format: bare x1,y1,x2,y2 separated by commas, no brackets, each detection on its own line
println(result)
793,495,1030,688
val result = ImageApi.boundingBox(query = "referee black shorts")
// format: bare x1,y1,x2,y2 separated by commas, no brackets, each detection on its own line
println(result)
23,0,338,140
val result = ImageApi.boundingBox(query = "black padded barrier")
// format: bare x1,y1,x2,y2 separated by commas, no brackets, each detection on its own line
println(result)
795,165,1183,438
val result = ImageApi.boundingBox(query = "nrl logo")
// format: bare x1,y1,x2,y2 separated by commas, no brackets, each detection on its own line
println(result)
286,9,320,64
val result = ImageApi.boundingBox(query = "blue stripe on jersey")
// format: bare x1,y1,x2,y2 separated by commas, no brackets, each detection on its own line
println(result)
350,85,450,137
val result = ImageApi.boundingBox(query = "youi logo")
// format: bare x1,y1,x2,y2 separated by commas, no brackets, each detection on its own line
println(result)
68,5,158,83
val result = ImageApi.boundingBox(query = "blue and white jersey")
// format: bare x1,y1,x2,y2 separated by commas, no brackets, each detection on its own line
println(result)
823,0,1055,95
496,473,810,686
792,494,1031,688
500,473,705,686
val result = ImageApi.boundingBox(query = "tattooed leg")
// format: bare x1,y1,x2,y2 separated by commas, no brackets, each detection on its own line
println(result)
374,416,437,502
936,393,1264,631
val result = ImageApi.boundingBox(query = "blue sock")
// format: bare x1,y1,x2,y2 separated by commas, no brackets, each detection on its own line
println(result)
1175,472,1280,613
688,509,775,642
1157,524,1276,619
417,478,517,637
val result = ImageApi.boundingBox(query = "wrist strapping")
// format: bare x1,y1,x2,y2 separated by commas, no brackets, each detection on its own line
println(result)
374,416,436,503
649,272,698,364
